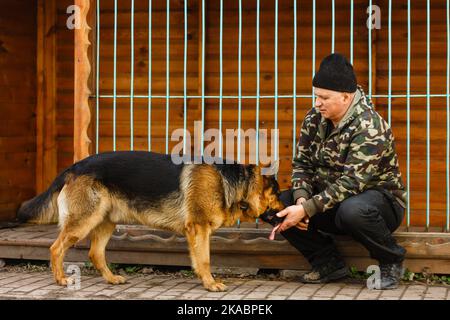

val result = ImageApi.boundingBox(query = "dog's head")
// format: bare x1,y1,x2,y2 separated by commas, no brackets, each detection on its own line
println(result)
257,175,289,240
259,174,285,215
239,170,285,220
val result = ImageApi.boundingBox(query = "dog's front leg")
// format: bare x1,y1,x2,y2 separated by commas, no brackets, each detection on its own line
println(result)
185,223,227,292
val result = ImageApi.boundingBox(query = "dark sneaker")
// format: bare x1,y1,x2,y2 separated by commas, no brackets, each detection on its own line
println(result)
377,262,404,290
299,257,349,284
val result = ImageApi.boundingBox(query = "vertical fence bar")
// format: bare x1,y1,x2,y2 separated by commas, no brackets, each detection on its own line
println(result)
331,0,335,53
184,0,188,153
166,0,170,154
312,0,316,107
406,0,411,229
236,0,242,227
113,0,117,151
148,0,152,151
95,0,100,154
274,0,279,171
255,0,260,227
219,0,223,157
447,0,450,232
368,0,372,97
238,0,242,163
201,0,205,156
426,0,431,230
388,0,392,126
292,0,297,159
350,0,353,64
130,0,134,150
256,0,260,163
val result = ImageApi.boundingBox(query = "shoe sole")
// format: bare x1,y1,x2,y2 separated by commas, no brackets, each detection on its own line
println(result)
375,282,399,290
299,266,349,284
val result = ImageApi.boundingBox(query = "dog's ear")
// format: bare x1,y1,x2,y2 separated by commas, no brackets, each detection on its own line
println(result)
250,164,261,176
262,173,274,189
256,161,272,178
259,161,271,169
262,174,280,195
221,179,237,209
262,174,269,187
259,160,279,176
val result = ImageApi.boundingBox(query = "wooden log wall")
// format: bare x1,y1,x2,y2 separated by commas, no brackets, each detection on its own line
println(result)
1,0,447,228
0,1,37,221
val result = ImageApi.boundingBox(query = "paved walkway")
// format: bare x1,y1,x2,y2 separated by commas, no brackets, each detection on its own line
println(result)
0,269,449,300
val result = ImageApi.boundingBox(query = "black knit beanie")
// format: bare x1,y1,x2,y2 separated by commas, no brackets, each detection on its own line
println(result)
312,53,357,93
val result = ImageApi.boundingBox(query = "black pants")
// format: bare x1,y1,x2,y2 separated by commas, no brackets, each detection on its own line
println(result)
279,189,406,267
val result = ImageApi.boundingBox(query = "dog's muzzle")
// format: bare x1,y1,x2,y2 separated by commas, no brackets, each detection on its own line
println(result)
259,208,286,240
259,208,285,226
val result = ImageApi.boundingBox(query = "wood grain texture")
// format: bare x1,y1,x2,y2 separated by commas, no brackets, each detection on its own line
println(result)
0,0,37,221
36,0,57,193
52,0,450,228
74,0,92,162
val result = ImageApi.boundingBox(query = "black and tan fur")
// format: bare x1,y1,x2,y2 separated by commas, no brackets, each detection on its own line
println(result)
17,151,284,291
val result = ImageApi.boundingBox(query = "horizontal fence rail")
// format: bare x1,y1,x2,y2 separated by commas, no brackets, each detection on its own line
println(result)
90,0,450,233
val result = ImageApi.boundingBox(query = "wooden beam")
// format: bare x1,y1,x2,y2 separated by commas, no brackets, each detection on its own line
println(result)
74,0,92,163
36,0,57,193
2,224,450,274
88,0,97,154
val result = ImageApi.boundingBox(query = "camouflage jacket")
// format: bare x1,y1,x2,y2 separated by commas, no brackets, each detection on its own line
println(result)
292,86,407,217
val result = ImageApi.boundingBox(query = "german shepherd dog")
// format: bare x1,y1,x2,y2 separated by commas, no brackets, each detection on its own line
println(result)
17,151,284,291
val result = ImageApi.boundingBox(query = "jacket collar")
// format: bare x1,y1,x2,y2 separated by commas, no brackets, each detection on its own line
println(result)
336,87,362,129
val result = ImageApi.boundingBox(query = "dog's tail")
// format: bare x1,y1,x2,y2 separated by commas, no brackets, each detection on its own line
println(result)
17,169,70,224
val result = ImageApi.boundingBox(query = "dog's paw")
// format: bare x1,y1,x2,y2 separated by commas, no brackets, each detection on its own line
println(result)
56,277,69,286
107,275,127,285
206,281,227,292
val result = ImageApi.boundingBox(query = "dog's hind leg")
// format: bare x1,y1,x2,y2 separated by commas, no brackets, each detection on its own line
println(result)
50,217,103,286
50,229,81,286
89,221,126,285
50,182,109,286
185,222,227,292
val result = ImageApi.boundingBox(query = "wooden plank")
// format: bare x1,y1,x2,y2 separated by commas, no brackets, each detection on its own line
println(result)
36,0,58,193
1,240,450,274
74,0,92,162
0,0,37,221
89,0,98,154
1,224,450,273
